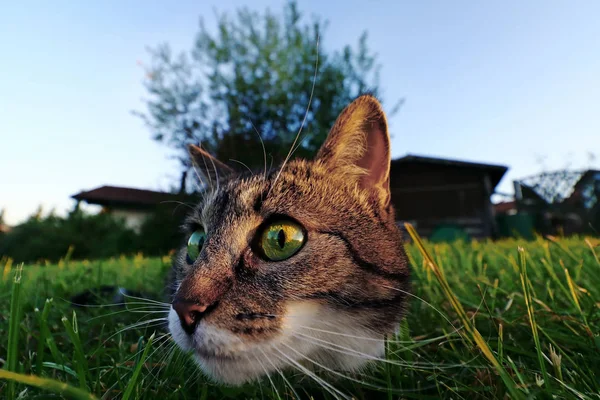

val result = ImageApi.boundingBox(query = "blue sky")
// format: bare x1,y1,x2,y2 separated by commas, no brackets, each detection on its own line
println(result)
1,1,599,225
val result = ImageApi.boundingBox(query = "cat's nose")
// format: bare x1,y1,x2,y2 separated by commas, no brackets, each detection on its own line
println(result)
172,300,214,334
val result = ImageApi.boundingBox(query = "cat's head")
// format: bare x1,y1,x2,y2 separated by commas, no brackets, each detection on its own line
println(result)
168,94,410,385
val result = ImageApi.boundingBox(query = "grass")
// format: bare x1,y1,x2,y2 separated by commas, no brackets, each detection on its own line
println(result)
1,230,599,399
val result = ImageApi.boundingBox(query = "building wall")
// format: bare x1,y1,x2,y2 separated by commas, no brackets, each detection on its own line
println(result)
389,162,494,238
109,209,151,232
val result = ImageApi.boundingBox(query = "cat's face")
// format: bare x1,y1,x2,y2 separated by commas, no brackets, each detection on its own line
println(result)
168,95,410,385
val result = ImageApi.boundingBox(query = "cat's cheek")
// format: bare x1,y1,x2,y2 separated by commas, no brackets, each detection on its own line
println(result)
168,308,192,351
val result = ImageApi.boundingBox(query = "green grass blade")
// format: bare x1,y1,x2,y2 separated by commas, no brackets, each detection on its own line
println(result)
6,264,23,400
584,238,600,267
518,247,551,391
35,298,54,374
62,312,90,389
122,332,155,400
0,369,97,400
404,223,525,400
42,361,79,378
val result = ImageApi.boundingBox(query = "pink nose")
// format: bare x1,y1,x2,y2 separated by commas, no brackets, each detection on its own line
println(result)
173,300,208,334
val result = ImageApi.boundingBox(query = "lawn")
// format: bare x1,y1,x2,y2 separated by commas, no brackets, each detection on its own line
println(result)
1,228,599,399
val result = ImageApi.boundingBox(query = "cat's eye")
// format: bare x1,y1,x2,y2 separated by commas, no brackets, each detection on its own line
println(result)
259,220,305,261
187,228,206,262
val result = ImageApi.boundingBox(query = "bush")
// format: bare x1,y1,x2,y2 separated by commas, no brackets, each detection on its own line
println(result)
135,204,188,257
0,209,142,263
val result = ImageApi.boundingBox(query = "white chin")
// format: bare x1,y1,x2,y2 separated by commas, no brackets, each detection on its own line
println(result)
193,354,266,385
167,302,386,386
168,308,284,385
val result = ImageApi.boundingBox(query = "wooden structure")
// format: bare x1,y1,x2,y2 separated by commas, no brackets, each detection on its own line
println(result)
72,186,192,232
72,155,509,240
389,155,508,239
510,168,600,236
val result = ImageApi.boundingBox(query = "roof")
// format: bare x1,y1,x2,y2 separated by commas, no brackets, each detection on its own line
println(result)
494,201,516,214
71,185,191,208
572,169,600,190
391,154,509,188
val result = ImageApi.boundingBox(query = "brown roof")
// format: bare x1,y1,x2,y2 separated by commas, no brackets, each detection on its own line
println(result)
71,185,192,208
494,201,517,214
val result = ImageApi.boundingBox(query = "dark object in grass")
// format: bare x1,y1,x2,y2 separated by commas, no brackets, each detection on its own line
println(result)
70,285,147,308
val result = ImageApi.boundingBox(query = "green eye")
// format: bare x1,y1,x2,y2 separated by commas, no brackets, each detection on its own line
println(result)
187,229,206,261
260,220,305,261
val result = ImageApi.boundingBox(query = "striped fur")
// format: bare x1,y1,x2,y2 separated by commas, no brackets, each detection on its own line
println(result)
168,94,411,384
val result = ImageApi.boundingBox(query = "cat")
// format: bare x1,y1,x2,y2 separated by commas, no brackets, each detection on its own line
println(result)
167,94,411,385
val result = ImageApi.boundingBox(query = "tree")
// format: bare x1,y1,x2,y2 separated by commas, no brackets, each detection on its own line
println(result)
136,1,400,193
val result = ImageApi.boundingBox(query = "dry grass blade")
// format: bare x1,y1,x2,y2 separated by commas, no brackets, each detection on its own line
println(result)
404,223,525,400
0,369,97,400
518,247,551,392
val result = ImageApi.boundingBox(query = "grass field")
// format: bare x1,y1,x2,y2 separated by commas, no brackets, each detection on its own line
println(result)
1,228,599,399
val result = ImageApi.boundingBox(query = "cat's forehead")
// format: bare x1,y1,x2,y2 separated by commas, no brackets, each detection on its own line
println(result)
189,161,315,222
188,159,369,231
198,176,267,223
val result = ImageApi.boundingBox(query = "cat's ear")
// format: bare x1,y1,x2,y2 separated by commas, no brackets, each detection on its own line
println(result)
316,94,391,207
188,144,234,188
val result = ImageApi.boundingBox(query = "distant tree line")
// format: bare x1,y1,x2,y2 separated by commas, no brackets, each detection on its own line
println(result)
2,1,401,263
136,0,400,193
0,206,186,264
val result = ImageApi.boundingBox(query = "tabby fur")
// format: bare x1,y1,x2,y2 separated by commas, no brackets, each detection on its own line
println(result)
167,94,411,384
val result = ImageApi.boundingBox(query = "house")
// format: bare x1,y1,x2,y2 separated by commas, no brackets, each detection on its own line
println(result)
509,168,600,236
73,154,508,240
389,154,508,239
494,201,517,215
71,186,194,232
563,169,600,211
0,223,11,234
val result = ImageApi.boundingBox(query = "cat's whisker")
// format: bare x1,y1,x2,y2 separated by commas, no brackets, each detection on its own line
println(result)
256,311,462,346
144,335,177,384
94,332,172,387
250,353,281,399
189,165,208,203
95,317,168,352
279,340,414,395
268,34,319,196
272,346,349,400
379,285,459,330
228,159,254,176
121,292,171,307
181,357,204,391
116,319,168,335
159,200,196,212
60,297,169,309
296,324,462,345
170,346,195,387
193,142,214,194
259,347,301,400
144,343,179,391
86,307,168,322
125,332,172,365
292,331,481,371
208,152,221,193
249,121,267,179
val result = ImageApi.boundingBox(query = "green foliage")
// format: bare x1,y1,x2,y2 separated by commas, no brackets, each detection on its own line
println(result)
135,205,187,257
136,1,400,192
0,209,139,264
1,237,599,399
0,206,187,264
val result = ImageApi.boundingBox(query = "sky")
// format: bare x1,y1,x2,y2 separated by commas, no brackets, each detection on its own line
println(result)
1,1,599,225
